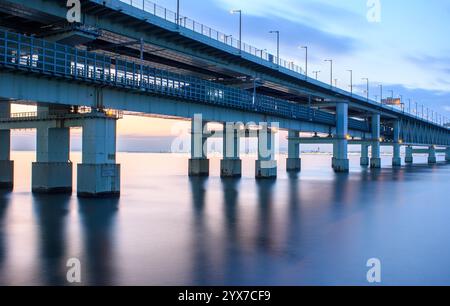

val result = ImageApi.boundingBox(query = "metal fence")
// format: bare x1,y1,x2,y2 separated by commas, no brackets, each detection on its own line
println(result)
0,30,373,130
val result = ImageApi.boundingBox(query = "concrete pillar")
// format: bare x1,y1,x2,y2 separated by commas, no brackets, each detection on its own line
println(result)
286,130,301,172
370,114,381,169
256,124,277,179
332,102,349,172
360,144,369,167
77,116,120,197
446,147,450,162
428,146,437,164
392,120,402,167
405,146,413,164
189,116,209,176
221,123,242,177
0,103,13,189
32,126,72,193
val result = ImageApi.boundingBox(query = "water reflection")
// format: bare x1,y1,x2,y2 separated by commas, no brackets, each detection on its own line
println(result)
0,191,11,276
78,198,119,286
32,194,70,285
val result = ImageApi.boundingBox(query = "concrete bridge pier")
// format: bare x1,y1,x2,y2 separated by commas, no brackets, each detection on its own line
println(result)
405,146,414,164
360,144,370,167
332,102,349,172
428,146,437,164
286,130,301,172
446,147,450,162
189,117,209,176
32,126,72,193
370,114,381,169
392,120,402,167
221,123,242,178
77,115,120,197
0,102,13,189
256,124,277,179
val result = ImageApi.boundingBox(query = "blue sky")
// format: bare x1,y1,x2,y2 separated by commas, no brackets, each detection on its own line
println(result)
152,0,450,117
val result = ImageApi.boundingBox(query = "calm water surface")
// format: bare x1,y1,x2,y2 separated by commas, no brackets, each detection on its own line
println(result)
0,152,449,285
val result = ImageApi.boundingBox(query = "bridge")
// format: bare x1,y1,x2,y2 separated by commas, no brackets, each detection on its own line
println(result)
0,0,449,197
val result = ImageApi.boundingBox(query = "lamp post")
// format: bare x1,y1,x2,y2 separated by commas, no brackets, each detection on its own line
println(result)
379,84,383,103
324,59,333,86
362,78,369,101
347,70,353,95
269,31,280,66
313,71,320,80
230,10,242,52
177,0,180,26
300,46,308,78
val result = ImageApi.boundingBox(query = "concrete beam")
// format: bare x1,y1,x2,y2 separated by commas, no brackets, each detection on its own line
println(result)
0,102,13,189
370,114,381,169
221,122,242,178
332,103,349,173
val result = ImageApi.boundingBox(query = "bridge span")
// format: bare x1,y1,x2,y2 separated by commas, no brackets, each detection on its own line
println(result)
0,0,449,197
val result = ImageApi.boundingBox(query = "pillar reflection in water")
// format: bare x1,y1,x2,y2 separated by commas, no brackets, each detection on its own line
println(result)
32,194,71,285
78,198,119,285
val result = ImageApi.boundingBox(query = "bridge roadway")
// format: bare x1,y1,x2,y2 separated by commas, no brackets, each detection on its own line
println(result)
0,0,449,197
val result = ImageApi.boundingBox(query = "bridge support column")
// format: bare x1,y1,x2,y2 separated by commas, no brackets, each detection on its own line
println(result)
32,126,72,193
221,123,242,178
446,147,450,162
286,130,301,172
428,146,437,164
392,120,402,167
256,124,277,179
77,116,120,197
405,146,414,164
370,114,381,169
0,103,13,190
189,116,209,176
332,103,349,173
360,144,370,167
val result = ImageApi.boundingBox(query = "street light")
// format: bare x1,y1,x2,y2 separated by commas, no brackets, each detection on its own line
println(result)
313,70,321,80
379,84,383,103
324,59,333,86
361,78,369,101
230,10,242,52
177,0,180,26
269,31,280,66
300,46,308,78
347,70,353,95
334,78,338,88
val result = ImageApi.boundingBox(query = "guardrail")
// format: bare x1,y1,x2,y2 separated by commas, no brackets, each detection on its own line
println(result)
118,0,449,129
0,110,123,122
0,29,372,130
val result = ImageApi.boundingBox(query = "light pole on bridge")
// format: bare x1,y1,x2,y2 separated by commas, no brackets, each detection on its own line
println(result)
324,59,333,87
361,78,369,101
230,10,242,52
313,71,321,80
300,46,308,78
269,30,280,67
347,70,353,95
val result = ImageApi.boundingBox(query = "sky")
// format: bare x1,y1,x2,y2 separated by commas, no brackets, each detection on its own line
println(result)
11,0,450,152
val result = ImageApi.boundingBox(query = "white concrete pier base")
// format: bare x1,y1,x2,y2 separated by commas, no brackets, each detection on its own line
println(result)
428,146,437,164
286,158,302,172
370,114,381,169
405,146,413,164
221,123,242,177
360,144,369,167
332,103,349,173
189,159,210,177
392,121,402,167
286,130,301,172
332,158,350,173
221,159,242,178
0,160,13,189
256,160,277,179
33,126,72,194
77,116,121,198
77,164,120,198
32,162,72,193
446,147,450,162
256,125,277,179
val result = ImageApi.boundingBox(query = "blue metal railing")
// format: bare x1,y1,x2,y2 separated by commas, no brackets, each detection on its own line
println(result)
115,0,449,130
0,30,372,131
